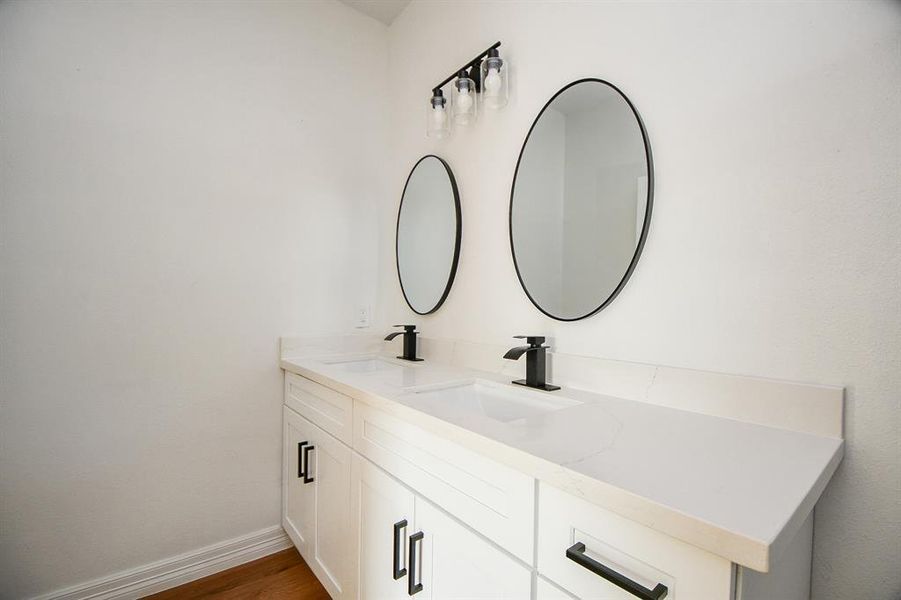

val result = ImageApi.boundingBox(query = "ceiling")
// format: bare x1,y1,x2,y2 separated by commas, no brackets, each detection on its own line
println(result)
338,0,411,26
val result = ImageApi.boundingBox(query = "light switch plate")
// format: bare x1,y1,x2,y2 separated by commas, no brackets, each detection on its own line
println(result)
354,304,370,328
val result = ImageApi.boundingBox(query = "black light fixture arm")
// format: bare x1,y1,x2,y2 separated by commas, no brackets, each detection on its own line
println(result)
431,41,501,95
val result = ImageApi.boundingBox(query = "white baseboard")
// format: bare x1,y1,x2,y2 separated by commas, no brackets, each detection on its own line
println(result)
32,525,293,600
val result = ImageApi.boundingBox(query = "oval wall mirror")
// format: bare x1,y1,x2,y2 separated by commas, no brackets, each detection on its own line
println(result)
396,155,462,314
510,78,653,321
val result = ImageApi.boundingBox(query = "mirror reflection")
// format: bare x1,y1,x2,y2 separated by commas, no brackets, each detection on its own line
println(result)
396,155,461,314
510,79,652,321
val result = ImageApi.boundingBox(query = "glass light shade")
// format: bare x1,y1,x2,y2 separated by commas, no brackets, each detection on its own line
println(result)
480,52,508,110
452,75,477,126
427,90,450,139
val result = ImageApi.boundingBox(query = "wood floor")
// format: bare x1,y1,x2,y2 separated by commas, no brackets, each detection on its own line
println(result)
143,548,330,599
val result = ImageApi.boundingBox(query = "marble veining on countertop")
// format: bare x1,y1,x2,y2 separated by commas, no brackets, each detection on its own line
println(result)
279,348,843,573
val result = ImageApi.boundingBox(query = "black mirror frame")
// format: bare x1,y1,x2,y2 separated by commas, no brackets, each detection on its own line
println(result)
508,78,654,322
396,155,462,315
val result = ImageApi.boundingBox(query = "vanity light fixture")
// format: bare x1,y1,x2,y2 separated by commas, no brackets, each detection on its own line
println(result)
427,41,508,138
481,47,508,110
452,70,477,125
427,89,450,139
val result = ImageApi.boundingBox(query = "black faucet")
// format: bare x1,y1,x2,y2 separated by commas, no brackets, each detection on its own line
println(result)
503,336,560,391
384,325,423,362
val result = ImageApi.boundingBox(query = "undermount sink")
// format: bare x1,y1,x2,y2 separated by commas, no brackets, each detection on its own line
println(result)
322,357,406,374
407,379,581,423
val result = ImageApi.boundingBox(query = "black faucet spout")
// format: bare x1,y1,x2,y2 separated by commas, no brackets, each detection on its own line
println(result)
503,335,560,391
387,325,423,362
503,346,532,360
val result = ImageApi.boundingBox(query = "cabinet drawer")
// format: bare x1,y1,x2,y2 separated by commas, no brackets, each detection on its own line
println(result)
285,372,353,445
353,402,535,563
538,483,733,600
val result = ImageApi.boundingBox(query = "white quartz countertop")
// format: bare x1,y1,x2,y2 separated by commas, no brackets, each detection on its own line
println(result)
280,353,843,572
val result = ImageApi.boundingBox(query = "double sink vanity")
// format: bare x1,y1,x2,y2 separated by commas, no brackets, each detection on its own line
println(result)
279,333,843,600
281,70,843,599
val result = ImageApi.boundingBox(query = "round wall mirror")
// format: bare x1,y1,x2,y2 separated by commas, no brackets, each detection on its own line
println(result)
510,79,653,321
396,155,461,314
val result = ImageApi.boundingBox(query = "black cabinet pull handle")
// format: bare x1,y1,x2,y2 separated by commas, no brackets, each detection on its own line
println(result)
393,519,408,580
407,531,424,596
302,445,315,484
297,441,308,478
566,542,668,600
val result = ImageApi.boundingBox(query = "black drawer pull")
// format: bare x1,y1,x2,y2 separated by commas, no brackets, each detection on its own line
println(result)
566,542,668,600
393,519,408,580
297,441,308,478
408,531,424,596
302,445,315,484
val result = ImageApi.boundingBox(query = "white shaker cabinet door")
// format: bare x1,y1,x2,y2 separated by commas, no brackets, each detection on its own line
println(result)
352,455,416,600
283,406,316,555
308,418,356,600
411,498,532,600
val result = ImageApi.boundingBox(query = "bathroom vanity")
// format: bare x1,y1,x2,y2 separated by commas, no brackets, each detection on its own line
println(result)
279,335,843,600
276,56,846,600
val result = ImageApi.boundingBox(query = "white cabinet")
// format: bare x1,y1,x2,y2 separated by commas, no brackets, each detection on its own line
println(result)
310,416,355,599
283,406,316,554
283,405,356,600
413,498,532,600
352,454,415,600
285,371,354,444
350,454,532,600
284,370,815,600
536,482,814,600
537,483,733,600
353,402,535,563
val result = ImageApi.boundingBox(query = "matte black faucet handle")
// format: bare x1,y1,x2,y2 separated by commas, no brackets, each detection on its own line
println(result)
513,335,546,347
394,325,417,332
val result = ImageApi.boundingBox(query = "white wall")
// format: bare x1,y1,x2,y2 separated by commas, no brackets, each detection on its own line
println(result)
0,1,387,597
379,2,901,599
